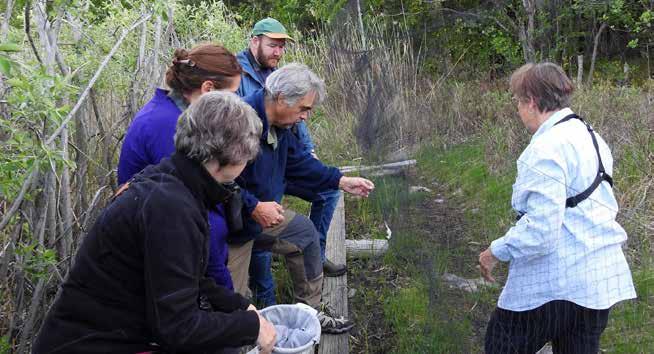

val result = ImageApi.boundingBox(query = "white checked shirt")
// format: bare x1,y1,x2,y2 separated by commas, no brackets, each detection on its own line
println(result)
490,108,636,311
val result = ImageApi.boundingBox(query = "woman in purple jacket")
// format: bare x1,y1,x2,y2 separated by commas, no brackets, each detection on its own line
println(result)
117,44,242,289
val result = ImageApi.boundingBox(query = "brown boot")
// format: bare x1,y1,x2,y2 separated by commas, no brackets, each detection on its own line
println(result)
323,259,347,277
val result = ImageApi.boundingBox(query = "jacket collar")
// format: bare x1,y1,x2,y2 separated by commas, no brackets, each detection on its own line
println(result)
238,49,273,87
168,90,189,111
531,107,574,142
170,153,233,209
245,89,273,142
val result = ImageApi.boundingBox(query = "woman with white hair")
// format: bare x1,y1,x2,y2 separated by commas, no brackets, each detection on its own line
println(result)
34,92,276,354
479,62,636,353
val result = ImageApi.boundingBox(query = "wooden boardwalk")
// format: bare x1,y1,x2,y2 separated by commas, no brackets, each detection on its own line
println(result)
318,191,349,354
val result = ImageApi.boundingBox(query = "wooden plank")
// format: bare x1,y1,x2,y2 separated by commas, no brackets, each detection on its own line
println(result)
318,192,349,354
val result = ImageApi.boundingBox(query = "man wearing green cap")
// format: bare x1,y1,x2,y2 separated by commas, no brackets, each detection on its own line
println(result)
236,18,292,97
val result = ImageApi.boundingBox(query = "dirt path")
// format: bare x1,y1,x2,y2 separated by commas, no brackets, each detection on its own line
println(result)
347,174,498,353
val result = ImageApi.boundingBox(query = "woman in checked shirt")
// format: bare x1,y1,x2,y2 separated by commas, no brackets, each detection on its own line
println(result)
479,62,636,354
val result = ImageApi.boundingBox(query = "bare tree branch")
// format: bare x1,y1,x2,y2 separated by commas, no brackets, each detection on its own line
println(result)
45,13,152,146
588,22,608,87
0,13,152,234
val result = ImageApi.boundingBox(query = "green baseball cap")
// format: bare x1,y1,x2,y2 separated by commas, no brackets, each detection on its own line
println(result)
252,18,294,41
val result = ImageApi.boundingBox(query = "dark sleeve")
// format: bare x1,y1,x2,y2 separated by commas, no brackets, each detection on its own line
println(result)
199,277,251,312
240,187,259,216
285,131,342,192
141,193,259,351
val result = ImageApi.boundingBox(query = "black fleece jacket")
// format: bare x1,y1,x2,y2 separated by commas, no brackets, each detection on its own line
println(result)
33,154,259,354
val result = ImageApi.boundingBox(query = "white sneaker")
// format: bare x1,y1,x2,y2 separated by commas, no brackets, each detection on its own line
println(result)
317,304,354,334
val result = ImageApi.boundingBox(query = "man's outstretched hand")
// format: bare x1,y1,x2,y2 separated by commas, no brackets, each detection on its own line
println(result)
339,176,375,197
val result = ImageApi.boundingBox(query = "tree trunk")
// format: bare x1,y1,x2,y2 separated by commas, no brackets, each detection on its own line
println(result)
59,126,74,264
17,277,47,353
73,103,89,235
0,0,15,41
577,55,584,87
587,22,608,87
519,0,536,62
150,15,162,93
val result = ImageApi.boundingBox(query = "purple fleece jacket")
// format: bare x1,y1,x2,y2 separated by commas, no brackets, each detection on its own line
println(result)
117,88,233,290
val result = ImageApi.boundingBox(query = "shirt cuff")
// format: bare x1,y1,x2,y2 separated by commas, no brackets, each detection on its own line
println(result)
490,237,512,262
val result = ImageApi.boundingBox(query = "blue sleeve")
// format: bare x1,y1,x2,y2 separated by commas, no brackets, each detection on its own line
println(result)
294,121,315,155
117,114,177,185
206,208,234,290
239,187,259,216
285,132,342,192
117,123,152,185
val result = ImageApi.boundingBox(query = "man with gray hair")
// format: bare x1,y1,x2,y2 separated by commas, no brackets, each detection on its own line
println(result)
235,17,346,282
231,63,374,333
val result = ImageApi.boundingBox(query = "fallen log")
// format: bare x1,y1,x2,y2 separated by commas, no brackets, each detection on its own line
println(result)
339,159,416,174
345,239,389,258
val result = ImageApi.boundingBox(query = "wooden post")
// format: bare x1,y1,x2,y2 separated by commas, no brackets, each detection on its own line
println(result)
318,192,349,354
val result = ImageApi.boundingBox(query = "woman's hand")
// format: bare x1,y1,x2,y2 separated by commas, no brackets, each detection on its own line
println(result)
479,248,499,282
256,314,276,354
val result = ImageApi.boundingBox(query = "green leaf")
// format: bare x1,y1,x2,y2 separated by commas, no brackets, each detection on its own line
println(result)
0,56,10,76
0,42,21,52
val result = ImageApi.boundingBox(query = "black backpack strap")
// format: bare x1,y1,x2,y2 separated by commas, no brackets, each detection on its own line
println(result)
554,114,613,208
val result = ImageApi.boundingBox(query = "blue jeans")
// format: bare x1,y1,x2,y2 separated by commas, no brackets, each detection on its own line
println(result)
309,189,340,262
250,249,275,307
250,211,323,308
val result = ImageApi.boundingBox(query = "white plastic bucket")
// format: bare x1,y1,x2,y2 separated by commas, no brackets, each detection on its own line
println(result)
246,303,321,354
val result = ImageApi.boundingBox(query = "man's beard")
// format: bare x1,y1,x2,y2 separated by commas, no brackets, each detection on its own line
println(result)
256,43,279,69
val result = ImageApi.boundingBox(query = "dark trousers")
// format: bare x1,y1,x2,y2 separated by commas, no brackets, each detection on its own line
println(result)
485,300,610,354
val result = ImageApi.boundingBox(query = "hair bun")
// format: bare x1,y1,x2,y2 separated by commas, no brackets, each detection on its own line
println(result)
172,48,189,65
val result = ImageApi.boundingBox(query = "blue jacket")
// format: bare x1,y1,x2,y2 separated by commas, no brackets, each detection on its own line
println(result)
117,89,233,289
231,89,342,243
